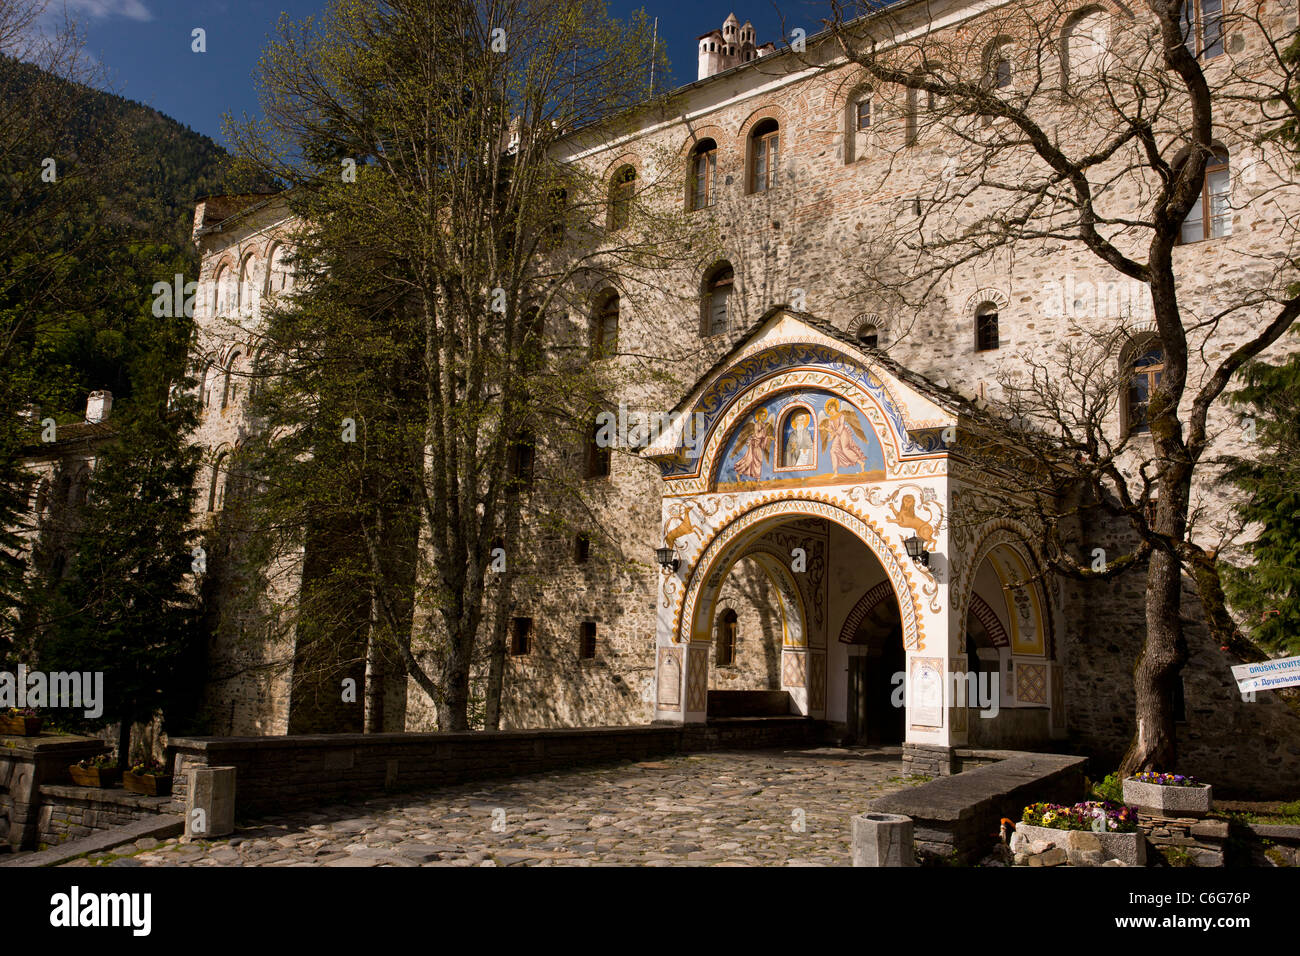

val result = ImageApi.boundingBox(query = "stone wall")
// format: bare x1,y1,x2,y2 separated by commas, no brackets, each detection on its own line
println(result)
0,734,109,851
167,720,821,817
35,785,171,848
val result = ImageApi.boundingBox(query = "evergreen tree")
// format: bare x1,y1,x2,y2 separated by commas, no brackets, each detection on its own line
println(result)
1221,347,1300,657
38,366,203,766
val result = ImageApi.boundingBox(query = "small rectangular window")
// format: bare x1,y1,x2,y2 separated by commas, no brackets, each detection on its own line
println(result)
855,99,871,131
579,621,597,659
586,423,611,479
510,617,532,656
976,311,1000,351
574,532,591,564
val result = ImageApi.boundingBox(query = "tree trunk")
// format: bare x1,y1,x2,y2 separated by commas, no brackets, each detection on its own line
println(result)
1122,548,1186,773
117,712,131,771
364,593,386,733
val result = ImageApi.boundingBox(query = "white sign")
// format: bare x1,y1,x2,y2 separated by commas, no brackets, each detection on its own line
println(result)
1232,655,1300,693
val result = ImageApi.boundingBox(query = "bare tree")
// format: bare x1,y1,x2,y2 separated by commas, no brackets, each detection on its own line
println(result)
820,0,1300,771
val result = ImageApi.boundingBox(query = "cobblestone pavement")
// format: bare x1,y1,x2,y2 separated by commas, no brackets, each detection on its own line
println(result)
64,747,919,867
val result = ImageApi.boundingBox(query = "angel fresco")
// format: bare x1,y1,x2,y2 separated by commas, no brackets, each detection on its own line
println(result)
732,408,773,482
818,398,870,474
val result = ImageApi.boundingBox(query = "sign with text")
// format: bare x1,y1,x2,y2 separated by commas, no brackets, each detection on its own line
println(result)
1232,655,1300,693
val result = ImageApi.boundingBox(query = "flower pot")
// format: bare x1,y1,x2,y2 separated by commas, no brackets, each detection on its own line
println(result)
1014,822,1147,866
68,765,121,789
123,771,172,797
0,714,42,736
1123,778,1213,817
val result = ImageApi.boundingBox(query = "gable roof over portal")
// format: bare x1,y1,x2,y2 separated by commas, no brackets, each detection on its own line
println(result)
643,308,988,476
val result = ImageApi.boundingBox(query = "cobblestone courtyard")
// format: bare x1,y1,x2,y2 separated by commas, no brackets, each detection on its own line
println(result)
64,747,917,867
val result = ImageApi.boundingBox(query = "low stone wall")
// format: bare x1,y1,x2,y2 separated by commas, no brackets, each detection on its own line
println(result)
1138,812,1229,866
0,734,110,851
1245,823,1300,866
36,785,172,848
167,718,821,817
866,751,1088,863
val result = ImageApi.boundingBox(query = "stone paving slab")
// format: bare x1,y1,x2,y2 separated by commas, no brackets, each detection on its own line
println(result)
61,748,915,868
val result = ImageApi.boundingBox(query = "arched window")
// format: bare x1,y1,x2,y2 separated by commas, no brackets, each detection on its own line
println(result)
267,244,294,295
199,361,216,407
701,263,734,336
209,452,230,512
985,39,1013,89
68,464,91,509
214,264,232,316
1125,343,1164,435
715,608,738,665
975,303,1000,351
846,87,873,163
222,351,243,410
609,166,636,231
591,290,619,358
690,139,717,210
238,253,258,315
857,323,880,349
1064,8,1111,80
1182,0,1224,60
749,119,779,193
1178,148,1231,243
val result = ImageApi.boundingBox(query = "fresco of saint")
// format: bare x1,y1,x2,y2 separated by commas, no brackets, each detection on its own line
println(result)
732,408,773,481
818,398,871,474
783,411,815,468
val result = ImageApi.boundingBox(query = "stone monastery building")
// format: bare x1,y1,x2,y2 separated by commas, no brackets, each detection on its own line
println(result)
186,2,1300,788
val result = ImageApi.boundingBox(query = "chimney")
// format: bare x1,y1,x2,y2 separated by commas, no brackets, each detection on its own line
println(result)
86,390,112,424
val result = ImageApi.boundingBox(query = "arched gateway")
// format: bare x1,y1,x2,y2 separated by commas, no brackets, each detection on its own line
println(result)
642,310,1065,769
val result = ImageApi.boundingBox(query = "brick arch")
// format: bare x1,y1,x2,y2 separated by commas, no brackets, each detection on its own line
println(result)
837,580,896,644
678,124,732,158
967,592,1010,648
738,104,789,140
601,151,643,181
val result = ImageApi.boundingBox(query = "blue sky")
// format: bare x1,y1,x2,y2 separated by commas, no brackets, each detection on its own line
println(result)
59,0,822,147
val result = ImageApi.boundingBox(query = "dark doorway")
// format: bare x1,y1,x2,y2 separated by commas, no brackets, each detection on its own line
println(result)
844,594,905,745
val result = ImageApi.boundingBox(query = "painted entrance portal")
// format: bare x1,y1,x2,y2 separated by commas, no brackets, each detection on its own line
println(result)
643,310,1065,756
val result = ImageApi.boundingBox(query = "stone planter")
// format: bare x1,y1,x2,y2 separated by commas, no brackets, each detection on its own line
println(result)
1014,822,1146,866
1123,778,1213,817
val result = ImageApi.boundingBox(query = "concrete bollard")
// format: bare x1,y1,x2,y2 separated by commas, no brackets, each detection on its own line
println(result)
851,811,916,866
185,766,236,840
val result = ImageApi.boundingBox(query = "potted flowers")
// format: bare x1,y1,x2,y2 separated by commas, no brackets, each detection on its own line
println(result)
0,707,42,736
1123,772,1213,817
68,754,121,789
123,759,172,797
1015,801,1146,866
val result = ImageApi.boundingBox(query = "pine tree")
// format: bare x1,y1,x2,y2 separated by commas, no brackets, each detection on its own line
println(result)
1221,347,1300,657
39,367,204,766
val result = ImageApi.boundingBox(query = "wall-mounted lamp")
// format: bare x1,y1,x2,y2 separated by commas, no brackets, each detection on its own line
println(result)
655,546,680,573
903,534,929,568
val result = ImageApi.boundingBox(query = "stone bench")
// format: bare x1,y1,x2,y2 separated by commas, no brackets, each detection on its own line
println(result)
865,751,1088,863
